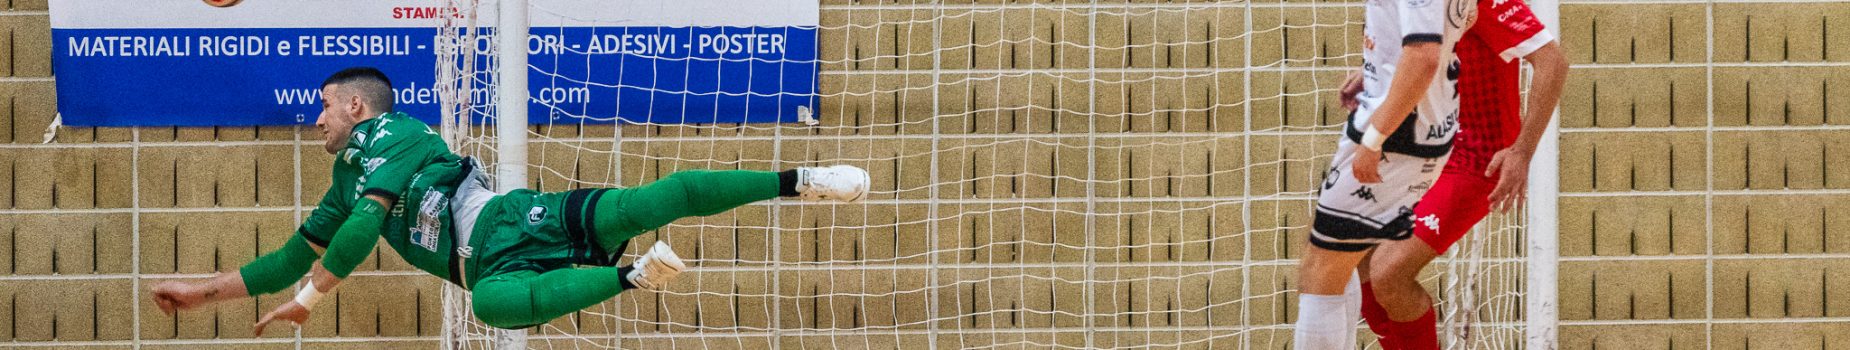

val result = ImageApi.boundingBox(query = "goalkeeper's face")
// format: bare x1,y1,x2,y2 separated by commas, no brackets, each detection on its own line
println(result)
315,85,361,154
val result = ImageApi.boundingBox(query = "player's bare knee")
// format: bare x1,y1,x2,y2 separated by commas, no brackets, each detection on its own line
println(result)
1368,259,1418,287
1393,242,1441,275
1298,244,1370,294
1366,261,1415,288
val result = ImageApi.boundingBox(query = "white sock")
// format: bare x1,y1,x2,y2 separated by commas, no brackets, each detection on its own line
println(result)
1342,272,1361,347
1295,293,1353,350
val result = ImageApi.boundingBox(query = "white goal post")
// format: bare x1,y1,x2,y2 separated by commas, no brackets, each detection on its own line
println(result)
1526,0,1563,347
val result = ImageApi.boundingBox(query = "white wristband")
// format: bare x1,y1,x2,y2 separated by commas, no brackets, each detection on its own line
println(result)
1360,125,1388,152
294,280,325,310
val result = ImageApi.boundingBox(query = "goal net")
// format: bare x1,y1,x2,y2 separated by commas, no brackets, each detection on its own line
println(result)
432,0,1553,349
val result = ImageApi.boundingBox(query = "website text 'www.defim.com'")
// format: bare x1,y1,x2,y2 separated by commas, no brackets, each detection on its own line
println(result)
273,83,586,106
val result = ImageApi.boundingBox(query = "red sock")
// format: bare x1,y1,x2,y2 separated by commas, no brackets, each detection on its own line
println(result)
1358,283,1398,350
1389,306,1440,350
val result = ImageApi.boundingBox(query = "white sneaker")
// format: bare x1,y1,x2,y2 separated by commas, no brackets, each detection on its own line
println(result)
797,165,871,203
626,241,686,291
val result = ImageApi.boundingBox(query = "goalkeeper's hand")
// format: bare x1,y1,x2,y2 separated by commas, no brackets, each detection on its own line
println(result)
151,281,210,314
255,301,311,335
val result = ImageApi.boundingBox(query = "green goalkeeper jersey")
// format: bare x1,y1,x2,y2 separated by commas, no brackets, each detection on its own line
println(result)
300,112,467,282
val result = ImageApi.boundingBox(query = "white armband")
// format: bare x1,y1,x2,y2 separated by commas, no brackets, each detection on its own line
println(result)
1361,125,1388,152
294,280,326,310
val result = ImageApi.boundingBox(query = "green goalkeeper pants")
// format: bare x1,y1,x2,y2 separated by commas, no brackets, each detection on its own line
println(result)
465,169,780,329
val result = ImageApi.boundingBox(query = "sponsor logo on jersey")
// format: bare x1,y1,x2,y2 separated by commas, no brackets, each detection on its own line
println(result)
362,157,387,174
1427,121,1454,140
410,189,446,252
1323,168,1342,191
528,207,548,226
1447,0,1478,30
1496,3,1531,30
1428,110,1458,141
1410,179,1434,192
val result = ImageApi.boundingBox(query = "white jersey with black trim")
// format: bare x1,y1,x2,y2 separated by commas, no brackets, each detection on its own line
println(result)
1352,0,1477,158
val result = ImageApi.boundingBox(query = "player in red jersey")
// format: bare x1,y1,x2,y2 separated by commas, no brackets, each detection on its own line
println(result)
1339,0,1570,348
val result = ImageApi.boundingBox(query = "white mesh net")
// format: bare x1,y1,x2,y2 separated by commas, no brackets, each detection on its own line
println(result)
433,1,1536,349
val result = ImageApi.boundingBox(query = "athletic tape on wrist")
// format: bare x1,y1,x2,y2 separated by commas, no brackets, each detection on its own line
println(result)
1360,126,1387,152
294,280,325,310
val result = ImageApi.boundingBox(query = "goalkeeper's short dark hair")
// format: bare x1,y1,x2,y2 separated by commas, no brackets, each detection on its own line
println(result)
322,67,395,113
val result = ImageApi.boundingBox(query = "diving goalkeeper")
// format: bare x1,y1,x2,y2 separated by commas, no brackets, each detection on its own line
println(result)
150,67,871,332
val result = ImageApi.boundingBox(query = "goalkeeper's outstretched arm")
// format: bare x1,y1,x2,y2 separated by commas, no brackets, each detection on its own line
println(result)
248,193,392,333
150,193,393,335
148,234,320,315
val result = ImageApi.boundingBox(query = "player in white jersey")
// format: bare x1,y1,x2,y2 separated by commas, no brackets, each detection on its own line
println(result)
1293,0,1475,348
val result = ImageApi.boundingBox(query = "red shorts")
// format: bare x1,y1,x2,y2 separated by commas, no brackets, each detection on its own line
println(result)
1410,167,1498,254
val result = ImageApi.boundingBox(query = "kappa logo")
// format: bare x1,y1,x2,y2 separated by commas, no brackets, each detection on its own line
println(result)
1351,186,1378,203
373,129,394,145
528,207,548,226
1415,213,1440,233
